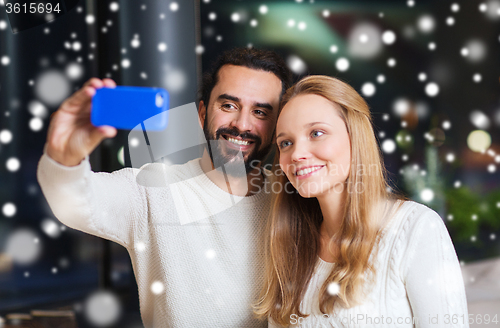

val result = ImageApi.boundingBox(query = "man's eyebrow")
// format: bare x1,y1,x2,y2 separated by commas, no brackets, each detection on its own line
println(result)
217,94,274,111
255,102,274,111
217,94,240,102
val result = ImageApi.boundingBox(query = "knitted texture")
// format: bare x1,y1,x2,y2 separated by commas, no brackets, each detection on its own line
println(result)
271,201,469,328
37,154,270,328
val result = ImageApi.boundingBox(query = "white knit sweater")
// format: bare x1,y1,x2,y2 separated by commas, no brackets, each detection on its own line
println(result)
270,201,469,328
37,154,270,328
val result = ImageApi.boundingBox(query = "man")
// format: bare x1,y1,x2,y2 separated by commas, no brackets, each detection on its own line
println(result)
37,48,292,327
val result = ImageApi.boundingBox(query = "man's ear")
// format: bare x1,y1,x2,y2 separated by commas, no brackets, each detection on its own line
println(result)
198,101,207,130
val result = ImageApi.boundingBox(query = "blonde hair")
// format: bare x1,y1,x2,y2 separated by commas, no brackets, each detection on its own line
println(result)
254,75,402,326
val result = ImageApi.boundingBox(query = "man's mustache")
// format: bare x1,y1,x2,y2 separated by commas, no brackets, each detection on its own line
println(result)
215,127,261,144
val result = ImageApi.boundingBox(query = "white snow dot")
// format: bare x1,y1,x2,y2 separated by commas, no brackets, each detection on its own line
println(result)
195,45,205,54
84,291,121,326
298,21,307,31
359,33,369,43
131,38,140,48
381,139,396,154
425,82,439,97
402,154,409,161
259,5,268,14
6,157,20,172
471,235,477,242
447,214,454,221
0,130,12,144
470,110,490,129
151,281,164,294
109,2,119,12
206,249,216,259
287,55,307,75
72,41,82,52
491,234,496,240
287,19,296,28
420,188,434,202
428,42,436,50
387,58,396,67
327,282,340,295
473,73,482,83
208,12,216,20
382,114,390,121
85,15,95,24
329,45,338,53
231,12,240,22
0,20,6,30
418,72,427,81
65,63,84,80
1,56,10,66
417,15,435,33
158,42,168,52
377,75,385,83
461,47,469,57
2,202,16,217
121,59,131,68
446,17,455,25
479,3,487,12
382,30,396,45
41,219,61,238
407,0,415,7
136,242,146,252
322,10,330,17
335,58,349,72
130,138,140,147
169,2,179,12
488,164,496,173
446,153,455,162
471,214,478,221
361,82,376,97
495,155,500,163
250,19,258,27
29,117,43,131
442,120,451,130
451,3,460,12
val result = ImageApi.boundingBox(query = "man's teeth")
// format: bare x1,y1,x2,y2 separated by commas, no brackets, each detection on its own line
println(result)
227,137,250,146
296,167,322,176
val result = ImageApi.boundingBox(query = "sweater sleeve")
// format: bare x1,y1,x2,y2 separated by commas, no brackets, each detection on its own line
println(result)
37,153,147,249
402,208,469,328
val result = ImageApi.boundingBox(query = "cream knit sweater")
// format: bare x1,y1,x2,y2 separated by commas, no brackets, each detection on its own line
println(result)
37,154,270,328
270,201,469,328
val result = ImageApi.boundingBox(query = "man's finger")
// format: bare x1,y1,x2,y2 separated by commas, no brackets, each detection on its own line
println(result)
103,78,117,88
60,86,95,114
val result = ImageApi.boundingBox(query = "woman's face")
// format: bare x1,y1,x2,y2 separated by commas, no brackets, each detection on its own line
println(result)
276,94,351,198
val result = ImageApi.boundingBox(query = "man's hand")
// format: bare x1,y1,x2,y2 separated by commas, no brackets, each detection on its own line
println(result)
45,78,118,167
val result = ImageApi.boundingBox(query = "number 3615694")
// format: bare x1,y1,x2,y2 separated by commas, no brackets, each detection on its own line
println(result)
5,2,61,14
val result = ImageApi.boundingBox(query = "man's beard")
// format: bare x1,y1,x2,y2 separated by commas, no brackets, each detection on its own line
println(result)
203,121,272,177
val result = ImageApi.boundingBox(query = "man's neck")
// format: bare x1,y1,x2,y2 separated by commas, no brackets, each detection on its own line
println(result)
199,150,264,197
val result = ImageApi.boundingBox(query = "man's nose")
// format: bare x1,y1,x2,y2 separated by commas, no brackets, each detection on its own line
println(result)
230,109,253,133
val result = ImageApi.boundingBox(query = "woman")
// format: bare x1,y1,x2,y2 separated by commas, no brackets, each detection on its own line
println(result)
254,76,468,327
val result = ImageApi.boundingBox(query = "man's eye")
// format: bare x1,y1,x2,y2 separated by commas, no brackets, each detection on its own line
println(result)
311,130,324,138
254,109,266,116
222,103,236,110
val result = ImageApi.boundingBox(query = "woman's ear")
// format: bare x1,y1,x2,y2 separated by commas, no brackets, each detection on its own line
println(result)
198,101,207,130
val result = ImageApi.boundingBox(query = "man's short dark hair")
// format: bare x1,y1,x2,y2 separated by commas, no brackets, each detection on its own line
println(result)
198,47,292,108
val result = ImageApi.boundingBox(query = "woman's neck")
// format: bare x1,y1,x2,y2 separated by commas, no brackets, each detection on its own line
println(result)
316,187,347,262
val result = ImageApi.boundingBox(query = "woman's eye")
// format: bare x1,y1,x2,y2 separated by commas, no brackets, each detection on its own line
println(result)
311,130,324,138
279,140,291,149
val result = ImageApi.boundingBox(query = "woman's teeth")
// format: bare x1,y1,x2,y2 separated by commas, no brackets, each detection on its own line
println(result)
228,137,250,146
296,167,322,176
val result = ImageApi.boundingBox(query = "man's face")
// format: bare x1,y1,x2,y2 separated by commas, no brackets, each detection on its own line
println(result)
199,64,282,176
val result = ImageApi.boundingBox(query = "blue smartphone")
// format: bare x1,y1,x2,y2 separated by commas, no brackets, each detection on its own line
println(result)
91,86,169,130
